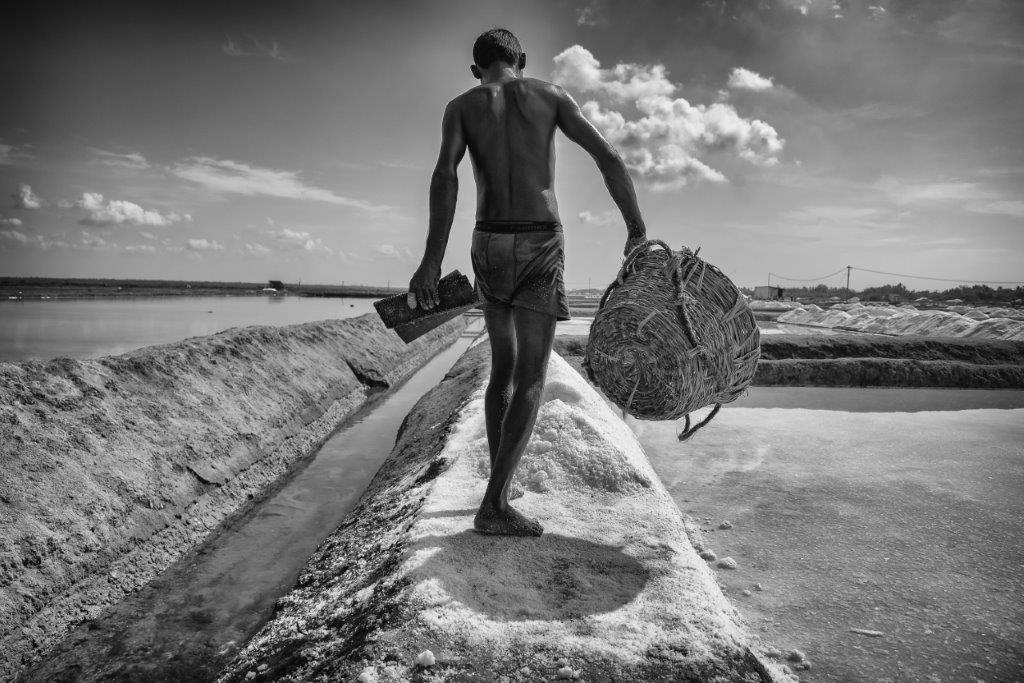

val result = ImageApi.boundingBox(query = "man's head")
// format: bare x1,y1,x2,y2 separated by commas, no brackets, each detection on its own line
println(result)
471,28,526,80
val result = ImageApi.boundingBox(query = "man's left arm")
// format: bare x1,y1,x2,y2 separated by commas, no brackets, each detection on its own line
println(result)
409,100,467,310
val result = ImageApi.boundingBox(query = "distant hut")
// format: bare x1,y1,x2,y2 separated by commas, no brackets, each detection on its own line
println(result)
886,293,902,304
267,280,285,292
753,285,785,300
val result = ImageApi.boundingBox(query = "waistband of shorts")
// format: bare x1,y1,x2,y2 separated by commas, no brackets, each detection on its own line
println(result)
474,220,562,234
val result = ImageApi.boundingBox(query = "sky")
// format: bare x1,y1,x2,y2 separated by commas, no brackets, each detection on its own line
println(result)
1,0,1022,290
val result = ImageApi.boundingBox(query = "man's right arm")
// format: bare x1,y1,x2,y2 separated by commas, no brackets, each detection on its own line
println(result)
554,86,647,254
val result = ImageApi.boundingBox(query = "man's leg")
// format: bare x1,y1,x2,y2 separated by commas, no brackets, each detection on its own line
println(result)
483,308,515,468
474,306,556,536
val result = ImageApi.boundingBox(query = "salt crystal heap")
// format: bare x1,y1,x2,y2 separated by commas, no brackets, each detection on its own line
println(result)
778,302,1024,340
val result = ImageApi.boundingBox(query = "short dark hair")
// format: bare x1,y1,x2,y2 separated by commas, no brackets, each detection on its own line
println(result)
473,28,522,69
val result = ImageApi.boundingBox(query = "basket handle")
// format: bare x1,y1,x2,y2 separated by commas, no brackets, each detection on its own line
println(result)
597,239,676,311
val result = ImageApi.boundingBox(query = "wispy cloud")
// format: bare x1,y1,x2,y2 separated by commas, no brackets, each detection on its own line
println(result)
244,242,271,255
578,210,619,225
171,157,389,211
376,160,421,170
89,148,150,170
12,184,42,209
76,192,190,227
553,45,783,190
222,35,290,62
375,243,415,259
124,244,157,254
0,229,72,251
575,0,608,26
727,67,774,92
0,142,32,166
267,226,332,253
876,178,999,204
783,205,886,224
964,199,1024,218
0,217,22,227
186,238,224,252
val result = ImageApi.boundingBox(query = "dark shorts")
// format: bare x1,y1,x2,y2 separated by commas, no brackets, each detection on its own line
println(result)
471,221,570,322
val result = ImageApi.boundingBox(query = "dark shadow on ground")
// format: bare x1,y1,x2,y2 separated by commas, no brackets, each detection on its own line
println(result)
412,530,650,621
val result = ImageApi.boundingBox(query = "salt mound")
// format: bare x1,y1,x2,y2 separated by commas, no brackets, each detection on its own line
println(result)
776,302,1024,340
473,361,652,494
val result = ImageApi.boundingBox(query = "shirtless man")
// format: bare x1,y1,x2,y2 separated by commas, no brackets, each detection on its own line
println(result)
408,28,647,536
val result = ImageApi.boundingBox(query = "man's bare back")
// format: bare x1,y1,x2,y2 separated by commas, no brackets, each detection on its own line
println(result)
454,78,561,223
408,29,647,537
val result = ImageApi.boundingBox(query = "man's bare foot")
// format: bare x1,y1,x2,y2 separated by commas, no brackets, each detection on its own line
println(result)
474,505,543,537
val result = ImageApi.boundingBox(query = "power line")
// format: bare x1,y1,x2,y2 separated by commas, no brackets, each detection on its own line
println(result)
849,267,1024,285
767,266,1024,286
768,267,847,283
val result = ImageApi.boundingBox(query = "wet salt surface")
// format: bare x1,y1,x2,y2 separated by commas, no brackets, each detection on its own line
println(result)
25,321,483,681
631,405,1024,681
0,296,376,361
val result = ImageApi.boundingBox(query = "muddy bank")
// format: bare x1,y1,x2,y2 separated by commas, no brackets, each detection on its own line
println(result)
553,335,1024,388
219,345,791,682
0,313,466,677
754,358,1024,388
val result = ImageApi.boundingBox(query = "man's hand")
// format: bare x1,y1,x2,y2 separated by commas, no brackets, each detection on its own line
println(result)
408,261,441,310
624,233,647,257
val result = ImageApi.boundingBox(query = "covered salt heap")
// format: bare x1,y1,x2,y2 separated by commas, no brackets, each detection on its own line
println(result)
220,345,791,682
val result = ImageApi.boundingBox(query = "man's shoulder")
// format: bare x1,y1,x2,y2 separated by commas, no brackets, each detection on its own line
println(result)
450,78,566,103
521,77,564,93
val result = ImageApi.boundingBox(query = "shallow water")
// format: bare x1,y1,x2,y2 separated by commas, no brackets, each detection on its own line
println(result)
0,296,376,361
632,402,1024,681
26,319,484,682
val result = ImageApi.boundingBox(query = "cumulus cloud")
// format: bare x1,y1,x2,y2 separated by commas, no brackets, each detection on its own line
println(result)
90,148,150,170
727,67,774,91
13,184,42,209
552,45,675,102
186,238,224,252
268,227,331,253
578,210,619,225
0,217,22,227
223,35,290,62
553,46,784,190
171,157,388,211
76,192,189,227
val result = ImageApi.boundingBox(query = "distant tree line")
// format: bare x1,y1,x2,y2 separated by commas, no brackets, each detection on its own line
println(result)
739,282,1024,305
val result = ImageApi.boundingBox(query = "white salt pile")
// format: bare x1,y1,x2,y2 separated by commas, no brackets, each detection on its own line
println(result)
219,350,793,682
778,302,1024,340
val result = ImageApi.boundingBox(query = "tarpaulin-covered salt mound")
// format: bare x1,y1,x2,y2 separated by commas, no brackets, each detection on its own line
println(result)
0,313,467,677
219,345,791,683
777,304,1024,340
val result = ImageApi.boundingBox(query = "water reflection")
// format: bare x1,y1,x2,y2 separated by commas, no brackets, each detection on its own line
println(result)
0,296,377,361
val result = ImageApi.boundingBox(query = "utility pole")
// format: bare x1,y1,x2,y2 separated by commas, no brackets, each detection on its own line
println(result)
845,265,851,293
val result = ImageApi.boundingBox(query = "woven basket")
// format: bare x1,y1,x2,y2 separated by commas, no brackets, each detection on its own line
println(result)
583,240,760,439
